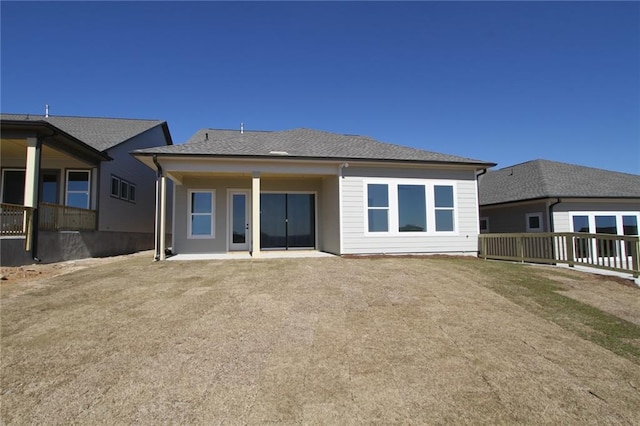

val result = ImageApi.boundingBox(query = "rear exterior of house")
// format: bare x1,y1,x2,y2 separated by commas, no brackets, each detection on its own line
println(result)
1,114,173,265
478,159,640,238
134,128,494,258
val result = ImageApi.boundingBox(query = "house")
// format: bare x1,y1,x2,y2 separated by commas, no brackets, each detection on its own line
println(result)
133,127,495,259
0,113,173,266
478,159,640,237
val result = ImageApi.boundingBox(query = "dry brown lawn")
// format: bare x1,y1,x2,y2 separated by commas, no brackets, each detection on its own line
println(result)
1,255,639,424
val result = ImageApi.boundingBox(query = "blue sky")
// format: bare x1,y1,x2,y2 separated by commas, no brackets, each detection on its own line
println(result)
2,1,639,174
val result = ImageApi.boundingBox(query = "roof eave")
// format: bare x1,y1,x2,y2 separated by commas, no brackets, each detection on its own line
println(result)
133,152,495,169
1,119,112,162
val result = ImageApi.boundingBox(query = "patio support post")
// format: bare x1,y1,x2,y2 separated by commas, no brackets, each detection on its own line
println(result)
251,172,261,257
24,137,42,256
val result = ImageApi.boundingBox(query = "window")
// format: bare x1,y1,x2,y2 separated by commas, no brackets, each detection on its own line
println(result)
189,190,215,238
120,180,129,200
66,170,90,209
367,184,389,232
479,217,489,233
364,180,458,235
398,185,426,232
525,212,543,232
434,185,454,232
111,176,120,197
1,169,25,204
110,174,136,203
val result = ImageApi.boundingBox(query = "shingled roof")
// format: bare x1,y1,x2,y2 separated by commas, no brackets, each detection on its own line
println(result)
137,128,494,166
1,114,170,152
479,159,640,206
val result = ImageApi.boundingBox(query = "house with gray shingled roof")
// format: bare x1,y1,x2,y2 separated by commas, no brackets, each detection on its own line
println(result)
1,113,173,266
478,159,640,237
133,127,495,259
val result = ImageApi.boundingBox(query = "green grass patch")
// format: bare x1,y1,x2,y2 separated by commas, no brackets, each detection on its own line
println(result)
474,261,640,364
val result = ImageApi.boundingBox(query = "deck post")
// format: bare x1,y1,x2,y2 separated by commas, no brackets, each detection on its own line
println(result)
566,234,575,268
251,173,261,257
24,137,41,254
631,238,640,279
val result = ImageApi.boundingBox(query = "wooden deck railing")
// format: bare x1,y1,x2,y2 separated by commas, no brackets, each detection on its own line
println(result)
39,202,97,231
0,203,34,236
479,232,640,278
1,202,97,236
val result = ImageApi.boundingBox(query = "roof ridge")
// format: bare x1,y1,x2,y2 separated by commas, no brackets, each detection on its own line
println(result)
1,112,164,122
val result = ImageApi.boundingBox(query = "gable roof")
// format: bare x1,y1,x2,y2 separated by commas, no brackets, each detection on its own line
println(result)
137,127,494,167
479,159,640,206
1,113,171,152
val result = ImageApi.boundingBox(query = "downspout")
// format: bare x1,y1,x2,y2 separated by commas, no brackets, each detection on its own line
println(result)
152,155,163,261
548,198,561,232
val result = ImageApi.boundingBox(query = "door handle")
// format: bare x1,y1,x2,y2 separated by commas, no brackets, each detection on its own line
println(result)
246,224,249,230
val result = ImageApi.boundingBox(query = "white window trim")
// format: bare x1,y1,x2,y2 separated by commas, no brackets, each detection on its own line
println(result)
569,211,640,235
525,212,543,232
363,179,458,236
188,189,215,239
366,183,391,233
65,169,91,209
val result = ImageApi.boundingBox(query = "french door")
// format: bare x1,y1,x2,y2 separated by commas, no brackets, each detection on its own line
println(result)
260,193,315,250
229,191,250,251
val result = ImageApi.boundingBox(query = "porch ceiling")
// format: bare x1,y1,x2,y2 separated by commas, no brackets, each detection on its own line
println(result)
167,170,329,183
1,138,99,164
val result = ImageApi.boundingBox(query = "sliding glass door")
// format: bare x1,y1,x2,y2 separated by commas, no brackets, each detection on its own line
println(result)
260,193,315,250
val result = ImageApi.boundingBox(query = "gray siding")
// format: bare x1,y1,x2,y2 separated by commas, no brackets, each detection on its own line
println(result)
341,166,480,255
480,201,549,233
98,126,171,233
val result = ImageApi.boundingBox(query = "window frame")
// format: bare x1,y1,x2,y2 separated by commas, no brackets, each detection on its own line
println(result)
65,169,91,209
525,212,543,232
128,184,137,203
479,217,489,233
363,179,458,236
110,175,121,198
188,189,215,239
120,180,129,201
366,183,390,233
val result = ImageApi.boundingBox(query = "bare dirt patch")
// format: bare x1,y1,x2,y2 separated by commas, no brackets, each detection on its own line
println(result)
2,256,639,424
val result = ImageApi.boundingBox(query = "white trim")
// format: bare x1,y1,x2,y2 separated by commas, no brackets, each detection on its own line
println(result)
362,178,459,236
227,189,251,251
569,211,640,235
525,212,543,232
187,189,215,239
338,175,344,255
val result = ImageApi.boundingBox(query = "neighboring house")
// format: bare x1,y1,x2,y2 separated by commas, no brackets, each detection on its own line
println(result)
1,113,173,266
133,127,494,259
478,159,640,237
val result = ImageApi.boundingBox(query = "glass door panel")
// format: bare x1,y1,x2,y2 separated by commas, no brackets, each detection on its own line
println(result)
595,215,617,257
260,194,287,249
287,194,315,248
230,191,250,250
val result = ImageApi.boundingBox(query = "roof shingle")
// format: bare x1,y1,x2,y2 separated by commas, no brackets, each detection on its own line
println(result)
137,127,493,166
1,113,166,152
479,159,640,205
